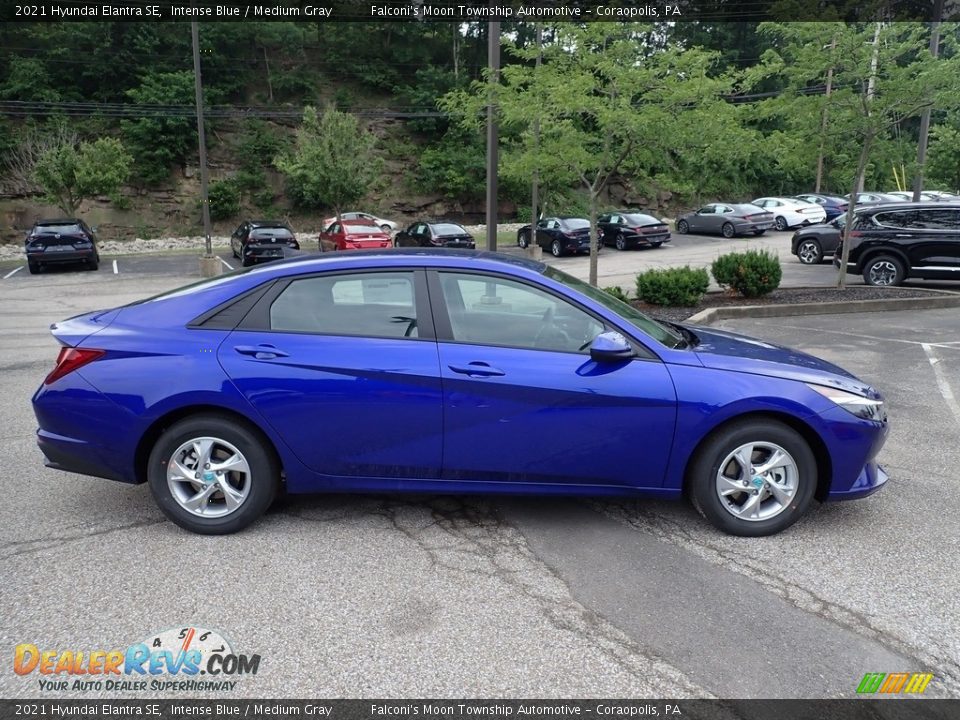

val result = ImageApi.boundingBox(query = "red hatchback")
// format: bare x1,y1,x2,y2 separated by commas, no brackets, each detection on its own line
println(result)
319,219,393,252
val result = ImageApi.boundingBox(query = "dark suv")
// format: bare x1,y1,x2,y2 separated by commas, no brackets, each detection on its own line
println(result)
25,219,100,274
836,203,960,286
230,220,300,267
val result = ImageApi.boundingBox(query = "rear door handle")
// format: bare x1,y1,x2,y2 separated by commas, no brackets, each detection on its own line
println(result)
448,362,506,378
234,344,289,360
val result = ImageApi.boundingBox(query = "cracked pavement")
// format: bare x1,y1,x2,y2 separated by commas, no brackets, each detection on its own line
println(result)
2,271,958,699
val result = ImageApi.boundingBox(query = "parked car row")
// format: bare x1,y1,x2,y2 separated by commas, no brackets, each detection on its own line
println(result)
516,212,672,256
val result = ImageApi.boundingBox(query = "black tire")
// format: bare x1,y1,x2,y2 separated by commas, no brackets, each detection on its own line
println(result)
87,255,99,271
231,242,239,259
518,231,529,249
380,224,392,233
862,254,905,287
796,239,823,265
615,235,627,251
722,222,736,238
27,261,40,275
650,241,663,249
550,239,563,257
688,419,817,537
677,220,689,234
148,414,280,535
775,216,789,231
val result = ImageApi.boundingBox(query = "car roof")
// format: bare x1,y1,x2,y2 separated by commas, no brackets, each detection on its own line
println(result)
249,219,290,227
860,201,960,211
34,218,82,225
250,248,543,275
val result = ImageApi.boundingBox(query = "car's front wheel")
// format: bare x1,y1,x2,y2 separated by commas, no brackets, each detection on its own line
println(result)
518,231,529,249
688,419,817,536
796,239,823,265
863,255,905,286
148,415,279,535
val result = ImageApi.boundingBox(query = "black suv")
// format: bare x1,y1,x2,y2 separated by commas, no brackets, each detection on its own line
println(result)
230,220,300,267
836,203,960,286
25,219,100,274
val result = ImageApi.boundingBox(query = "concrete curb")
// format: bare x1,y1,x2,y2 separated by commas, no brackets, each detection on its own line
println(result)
686,293,960,325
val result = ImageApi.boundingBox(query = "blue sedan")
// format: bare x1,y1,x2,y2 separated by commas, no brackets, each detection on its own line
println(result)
32,251,888,536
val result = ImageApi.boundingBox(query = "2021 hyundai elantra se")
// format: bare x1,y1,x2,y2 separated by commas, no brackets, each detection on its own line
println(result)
33,251,888,536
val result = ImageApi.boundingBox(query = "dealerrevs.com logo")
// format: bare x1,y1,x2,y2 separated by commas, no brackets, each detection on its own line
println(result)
14,626,260,692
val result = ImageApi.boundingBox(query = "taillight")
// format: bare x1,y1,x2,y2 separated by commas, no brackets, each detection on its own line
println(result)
45,347,105,385
849,230,863,237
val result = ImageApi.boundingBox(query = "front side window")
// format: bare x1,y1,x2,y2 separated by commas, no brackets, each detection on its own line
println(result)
438,273,604,354
270,272,418,338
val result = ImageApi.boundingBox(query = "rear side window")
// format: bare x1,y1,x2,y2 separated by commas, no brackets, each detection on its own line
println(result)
269,272,418,338
873,211,921,229
916,209,960,230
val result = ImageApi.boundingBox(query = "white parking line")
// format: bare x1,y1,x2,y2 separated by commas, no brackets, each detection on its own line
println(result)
220,258,233,271
773,323,960,350
921,343,960,429
112,260,119,274
3,266,23,279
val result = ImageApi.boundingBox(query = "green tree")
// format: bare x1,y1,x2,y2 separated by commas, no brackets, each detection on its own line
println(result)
444,24,733,285
274,106,382,218
927,125,960,192
32,136,132,215
757,22,960,286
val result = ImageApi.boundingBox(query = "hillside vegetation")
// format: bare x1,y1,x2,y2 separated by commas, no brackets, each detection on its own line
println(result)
1,20,959,241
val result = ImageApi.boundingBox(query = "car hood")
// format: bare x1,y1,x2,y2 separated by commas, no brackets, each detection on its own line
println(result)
686,325,880,399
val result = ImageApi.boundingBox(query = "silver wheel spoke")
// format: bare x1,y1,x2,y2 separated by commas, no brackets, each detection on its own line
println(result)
211,453,249,475
732,447,754,475
738,490,764,519
718,475,747,496
192,438,214,468
754,449,787,475
766,480,794,506
182,483,219,514
169,458,195,481
217,478,245,510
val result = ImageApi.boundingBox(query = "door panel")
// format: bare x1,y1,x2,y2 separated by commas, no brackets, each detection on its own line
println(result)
438,344,677,487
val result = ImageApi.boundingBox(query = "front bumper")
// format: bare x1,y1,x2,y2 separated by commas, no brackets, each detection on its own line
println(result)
826,461,888,500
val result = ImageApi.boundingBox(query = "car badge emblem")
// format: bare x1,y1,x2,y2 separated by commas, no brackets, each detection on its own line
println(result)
202,471,216,484
752,476,764,488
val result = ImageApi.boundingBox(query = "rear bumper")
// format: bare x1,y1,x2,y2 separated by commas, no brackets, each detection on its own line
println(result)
735,222,774,233
28,249,95,264
37,429,132,483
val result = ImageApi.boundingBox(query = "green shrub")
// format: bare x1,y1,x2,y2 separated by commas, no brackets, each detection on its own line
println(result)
207,179,241,221
636,266,709,307
711,249,782,298
602,285,631,303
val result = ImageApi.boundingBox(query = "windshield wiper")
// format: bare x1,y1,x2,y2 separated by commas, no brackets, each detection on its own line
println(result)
661,320,700,349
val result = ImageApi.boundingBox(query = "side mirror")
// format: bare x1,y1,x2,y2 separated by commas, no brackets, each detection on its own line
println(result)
589,331,636,363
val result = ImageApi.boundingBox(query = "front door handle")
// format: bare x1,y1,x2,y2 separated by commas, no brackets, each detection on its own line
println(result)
448,362,506,378
234,344,289,360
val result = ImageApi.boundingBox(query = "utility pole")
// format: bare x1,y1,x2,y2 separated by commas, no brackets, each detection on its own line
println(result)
485,22,500,252
192,17,219,277
854,22,882,195
814,37,836,193
912,0,945,201
528,23,543,260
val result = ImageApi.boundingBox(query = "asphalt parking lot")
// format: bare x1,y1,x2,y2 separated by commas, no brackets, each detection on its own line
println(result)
1,227,865,290
1,267,958,700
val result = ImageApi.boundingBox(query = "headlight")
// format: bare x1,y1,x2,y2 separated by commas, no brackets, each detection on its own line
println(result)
807,384,886,422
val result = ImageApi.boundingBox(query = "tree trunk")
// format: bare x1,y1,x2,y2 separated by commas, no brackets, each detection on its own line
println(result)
838,133,874,289
588,190,599,287
262,46,273,103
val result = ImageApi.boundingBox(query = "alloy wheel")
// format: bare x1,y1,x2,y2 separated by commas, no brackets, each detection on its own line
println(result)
166,436,252,518
714,441,799,522
797,240,822,265
867,260,900,286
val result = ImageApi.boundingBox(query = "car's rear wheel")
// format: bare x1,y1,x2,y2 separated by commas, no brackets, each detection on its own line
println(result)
27,261,40,275
797,239,823,265
551,239,563,257
518,231,529,249
87,255,99,271
615,236,627,251
677,220,689,234
380,224,391,233
231,242,239,259
688,419,817,536
722,222,735,238
148,415,279,535
863,255,905,286
775,216,789,231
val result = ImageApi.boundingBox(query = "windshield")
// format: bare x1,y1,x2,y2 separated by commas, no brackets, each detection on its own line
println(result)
543,266,685,349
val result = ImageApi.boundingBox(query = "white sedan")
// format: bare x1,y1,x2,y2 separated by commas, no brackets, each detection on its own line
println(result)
322,211,398,233
751,197,827,230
